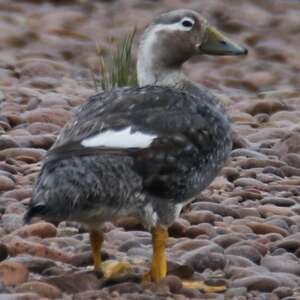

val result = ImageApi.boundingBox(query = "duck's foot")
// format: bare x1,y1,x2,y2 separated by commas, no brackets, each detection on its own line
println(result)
182,280,226,293
99,260,132,279
90,230,132,279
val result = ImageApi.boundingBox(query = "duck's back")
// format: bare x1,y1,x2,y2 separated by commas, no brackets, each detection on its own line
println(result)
49,85,232,201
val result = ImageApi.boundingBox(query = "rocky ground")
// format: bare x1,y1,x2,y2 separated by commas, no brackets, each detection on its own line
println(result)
0,0,300,299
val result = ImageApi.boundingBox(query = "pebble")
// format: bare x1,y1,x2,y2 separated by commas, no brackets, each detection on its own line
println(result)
191,202,240,218
11,255,56,273
182,245,226,273
225,243,262,264
0,293,39,300
0,147,46,162
45,271,102,293
16,281,62,299
258,205,294,217
272,286,293,299
261,196,296,207
12,222,57,239
234,177,269,191
0,261,29,286
273,131,300,157
23,108,72,127
0,136,18,150
247,222,288,237
283,153,300,169
231,275,280,292
237,158,285,169
226,255,256,267
245,99,289,116
183,210,218,225
0,174,15,191
185,223,217,238
168,218,189,237
225,287,247,298
212,233,245,249
172,239,211,253
3,236,72,263
2,213,24,233
261,254,300,276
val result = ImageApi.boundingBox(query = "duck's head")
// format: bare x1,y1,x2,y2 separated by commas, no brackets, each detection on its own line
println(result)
137,9,248,86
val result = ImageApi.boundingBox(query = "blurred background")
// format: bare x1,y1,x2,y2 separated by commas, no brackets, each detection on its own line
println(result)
0,0,299,103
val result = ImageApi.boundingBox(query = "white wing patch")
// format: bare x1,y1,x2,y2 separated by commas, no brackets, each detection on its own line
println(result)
81,126,157,149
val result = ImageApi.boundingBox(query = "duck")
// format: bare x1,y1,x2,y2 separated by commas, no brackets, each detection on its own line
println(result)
24,9,247,283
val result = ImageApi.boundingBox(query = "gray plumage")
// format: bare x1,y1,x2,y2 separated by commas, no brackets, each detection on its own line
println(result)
25,9,246,231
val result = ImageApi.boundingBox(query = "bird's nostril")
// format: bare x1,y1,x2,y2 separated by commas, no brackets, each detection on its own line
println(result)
220,40,227,46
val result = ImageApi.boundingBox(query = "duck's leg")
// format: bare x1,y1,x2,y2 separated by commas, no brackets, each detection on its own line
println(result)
89,230,132,278
144,226,168,282
89,230,103,275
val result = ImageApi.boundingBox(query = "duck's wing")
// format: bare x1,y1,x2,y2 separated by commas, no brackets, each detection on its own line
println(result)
48,86,221,198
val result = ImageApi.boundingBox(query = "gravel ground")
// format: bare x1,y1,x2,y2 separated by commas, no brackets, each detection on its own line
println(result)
0,0,300,299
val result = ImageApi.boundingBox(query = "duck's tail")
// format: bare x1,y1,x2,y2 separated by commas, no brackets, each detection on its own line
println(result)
23,204,46,224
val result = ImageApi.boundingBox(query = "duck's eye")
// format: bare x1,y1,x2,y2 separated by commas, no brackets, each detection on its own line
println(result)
181,20,193,28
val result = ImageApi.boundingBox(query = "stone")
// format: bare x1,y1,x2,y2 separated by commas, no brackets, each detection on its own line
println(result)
231,275,280,292
45,271,102,293
161,275,183,293
273,131,300,157
225,244,262,264
2,213,24,233
261,254,300,276
234,177,269,191
272,286,293,299
10,255,56,273
181,245,226,272
0,261,29,286
212,233,245,249
185,223,217,238
3,236,72,263
12,222,57,239
0,136,18,150
247,222,288,237
191,201,240,218
0,175,15,191
168,218,189,237
184,210,218,225
261,196,296,207
258,205,293,217
16,281,62,299
0,147,46,162
172,239,211,252
245,99,289,116
24,108,72,127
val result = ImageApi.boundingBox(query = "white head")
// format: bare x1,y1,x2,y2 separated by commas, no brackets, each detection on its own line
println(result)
137,9,247,87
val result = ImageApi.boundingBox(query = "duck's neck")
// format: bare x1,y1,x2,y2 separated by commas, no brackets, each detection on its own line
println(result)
137,30,187,87
137,60,186,88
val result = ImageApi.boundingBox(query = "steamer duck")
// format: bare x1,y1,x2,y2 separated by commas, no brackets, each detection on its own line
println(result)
25,9,247,283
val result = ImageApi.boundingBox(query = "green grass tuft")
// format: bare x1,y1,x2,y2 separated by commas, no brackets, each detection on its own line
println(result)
95,28,137,91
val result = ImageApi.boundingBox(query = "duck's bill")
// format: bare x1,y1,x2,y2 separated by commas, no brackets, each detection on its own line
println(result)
199,26,248,56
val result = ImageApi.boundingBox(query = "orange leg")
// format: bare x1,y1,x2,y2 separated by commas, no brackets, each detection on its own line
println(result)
144,226,168,282
89,230,132,278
